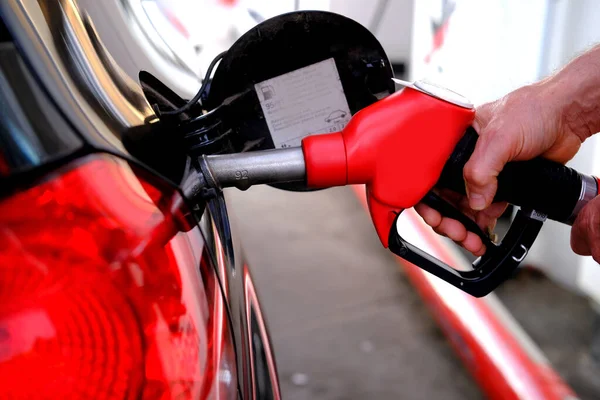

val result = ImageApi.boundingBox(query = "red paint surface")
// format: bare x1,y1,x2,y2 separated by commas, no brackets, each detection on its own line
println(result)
0,154,236,399
304,88,474,246
0,148,9,176
302,131,346,187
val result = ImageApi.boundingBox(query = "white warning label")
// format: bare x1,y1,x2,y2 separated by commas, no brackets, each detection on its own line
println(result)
254,58,351,148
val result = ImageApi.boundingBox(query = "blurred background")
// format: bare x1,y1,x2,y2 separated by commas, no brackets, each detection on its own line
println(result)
116,0,600,398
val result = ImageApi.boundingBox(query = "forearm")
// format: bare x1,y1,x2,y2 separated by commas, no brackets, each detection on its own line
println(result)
545,44,600,141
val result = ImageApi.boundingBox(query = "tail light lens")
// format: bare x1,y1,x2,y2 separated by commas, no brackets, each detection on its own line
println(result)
0,154,237,399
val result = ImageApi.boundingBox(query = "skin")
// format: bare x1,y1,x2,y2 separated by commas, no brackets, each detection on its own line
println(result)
416,44,600,261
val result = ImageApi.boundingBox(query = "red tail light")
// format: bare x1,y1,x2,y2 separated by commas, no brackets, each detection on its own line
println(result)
0,154,237,399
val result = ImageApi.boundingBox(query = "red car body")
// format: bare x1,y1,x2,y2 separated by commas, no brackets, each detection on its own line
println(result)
0,1,279,398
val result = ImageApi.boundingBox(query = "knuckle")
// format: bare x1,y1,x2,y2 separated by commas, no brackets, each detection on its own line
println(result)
570,227,588,255
480,123,500,139
464,162,489,186
484,128,512,150
592,250,600,265
583,203,600,239
592,240,600,263
573,199,600,259
432,226,447,238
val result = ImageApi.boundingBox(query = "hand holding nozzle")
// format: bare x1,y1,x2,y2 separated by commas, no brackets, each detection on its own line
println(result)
197,86,597,237
193,83,598,297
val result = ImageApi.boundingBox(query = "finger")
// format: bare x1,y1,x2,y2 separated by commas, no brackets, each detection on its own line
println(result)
475,202,509,231
433,191,481,226
571,223,591,256
571,197,600,262
460,232,485,256
476,213,497,234
433,218,468,242
444,192,478,220
571,202,593,255
483,201,509,219
463,125,516,210
414,203,442,228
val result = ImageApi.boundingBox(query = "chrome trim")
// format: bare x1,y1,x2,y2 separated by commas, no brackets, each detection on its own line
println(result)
511,244,529,262
120,0,197,76
0,0,200,156
0,43,84,174
568,173,598,224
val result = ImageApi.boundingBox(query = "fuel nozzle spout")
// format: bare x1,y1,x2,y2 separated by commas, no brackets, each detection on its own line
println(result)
198,147,307,191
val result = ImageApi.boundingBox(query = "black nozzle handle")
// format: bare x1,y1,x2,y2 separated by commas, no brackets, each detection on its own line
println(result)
437,127,597,224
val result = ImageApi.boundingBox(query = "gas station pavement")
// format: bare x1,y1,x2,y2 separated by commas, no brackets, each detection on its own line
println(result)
227,185,597,400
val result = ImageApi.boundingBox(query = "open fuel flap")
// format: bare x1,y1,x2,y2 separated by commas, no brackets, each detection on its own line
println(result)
201,11,395,191
130,11,394,191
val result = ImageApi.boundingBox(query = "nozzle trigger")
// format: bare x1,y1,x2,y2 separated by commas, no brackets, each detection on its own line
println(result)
388,203,546,297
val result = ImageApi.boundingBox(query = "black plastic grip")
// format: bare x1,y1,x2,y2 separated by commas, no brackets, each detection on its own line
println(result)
437,127,582,222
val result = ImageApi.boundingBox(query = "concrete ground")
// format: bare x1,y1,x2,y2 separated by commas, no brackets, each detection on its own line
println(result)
226,185,597,400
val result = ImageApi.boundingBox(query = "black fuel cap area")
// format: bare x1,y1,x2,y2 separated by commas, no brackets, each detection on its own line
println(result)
207,11,394,190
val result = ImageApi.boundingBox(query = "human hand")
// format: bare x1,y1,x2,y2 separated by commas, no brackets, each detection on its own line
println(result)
571,196,600,263
414,191,507,256
416,80,588,255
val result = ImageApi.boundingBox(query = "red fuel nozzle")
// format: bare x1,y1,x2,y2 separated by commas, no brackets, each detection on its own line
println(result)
302,87,475,247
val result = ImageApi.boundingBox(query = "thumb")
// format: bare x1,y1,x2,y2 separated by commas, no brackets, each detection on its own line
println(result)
472,102,494,132
463,126,514,210
571,196,600,262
